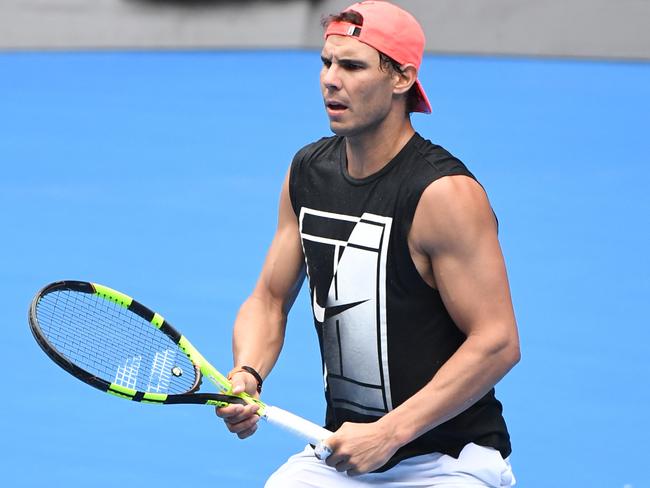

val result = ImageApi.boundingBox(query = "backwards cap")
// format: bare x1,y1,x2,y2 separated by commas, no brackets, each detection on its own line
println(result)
324,1,431,114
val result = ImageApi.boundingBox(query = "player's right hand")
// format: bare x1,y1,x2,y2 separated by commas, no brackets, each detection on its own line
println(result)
214,371,260,439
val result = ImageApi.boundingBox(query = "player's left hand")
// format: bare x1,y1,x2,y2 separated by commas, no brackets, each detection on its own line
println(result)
320,421,401,476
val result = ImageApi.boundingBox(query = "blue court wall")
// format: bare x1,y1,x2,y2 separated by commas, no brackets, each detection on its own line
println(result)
0,50,648,487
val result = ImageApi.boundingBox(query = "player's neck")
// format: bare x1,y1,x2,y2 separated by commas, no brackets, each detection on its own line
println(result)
344,117,415,179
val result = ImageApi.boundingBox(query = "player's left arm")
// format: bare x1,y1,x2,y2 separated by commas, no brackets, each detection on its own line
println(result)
323,175,520,475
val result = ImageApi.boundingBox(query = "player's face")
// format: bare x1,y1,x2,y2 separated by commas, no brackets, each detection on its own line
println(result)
320,35,397,137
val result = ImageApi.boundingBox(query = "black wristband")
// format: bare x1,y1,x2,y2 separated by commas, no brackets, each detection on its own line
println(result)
229,365,263,393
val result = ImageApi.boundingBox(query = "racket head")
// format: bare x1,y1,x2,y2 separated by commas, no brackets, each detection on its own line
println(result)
29,280,245,407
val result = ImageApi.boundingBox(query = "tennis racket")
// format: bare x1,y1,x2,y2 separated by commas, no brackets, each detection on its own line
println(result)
29,280,332,456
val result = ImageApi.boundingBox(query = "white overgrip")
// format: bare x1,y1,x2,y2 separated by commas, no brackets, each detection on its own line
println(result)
263,405,333,459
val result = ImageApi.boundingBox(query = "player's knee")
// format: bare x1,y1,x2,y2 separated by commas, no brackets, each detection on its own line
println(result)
264,460,319,488
264,470,300,488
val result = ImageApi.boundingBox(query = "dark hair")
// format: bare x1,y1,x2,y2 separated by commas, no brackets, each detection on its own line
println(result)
321,10,364,30
321,10,420,113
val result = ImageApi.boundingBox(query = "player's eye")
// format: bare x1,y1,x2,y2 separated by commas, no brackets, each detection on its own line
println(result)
340,61,365,71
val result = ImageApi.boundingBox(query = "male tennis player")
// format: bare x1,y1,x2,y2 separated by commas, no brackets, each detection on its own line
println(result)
217,2,520,486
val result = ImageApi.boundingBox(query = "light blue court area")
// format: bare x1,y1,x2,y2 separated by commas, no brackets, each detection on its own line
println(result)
1,51,648,487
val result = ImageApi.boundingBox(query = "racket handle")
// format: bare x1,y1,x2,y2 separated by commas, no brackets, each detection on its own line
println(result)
263,405,333,457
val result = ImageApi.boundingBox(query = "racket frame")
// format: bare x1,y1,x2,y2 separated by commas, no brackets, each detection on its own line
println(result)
29,280,332,449
29,280,253,408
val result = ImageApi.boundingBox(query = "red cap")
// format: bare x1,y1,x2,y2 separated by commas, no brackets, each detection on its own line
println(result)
324,1,431,114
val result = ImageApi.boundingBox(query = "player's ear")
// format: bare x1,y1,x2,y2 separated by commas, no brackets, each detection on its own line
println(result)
393,64,418,96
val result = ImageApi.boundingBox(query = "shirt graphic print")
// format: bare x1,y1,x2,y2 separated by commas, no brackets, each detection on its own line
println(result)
299,206,393,416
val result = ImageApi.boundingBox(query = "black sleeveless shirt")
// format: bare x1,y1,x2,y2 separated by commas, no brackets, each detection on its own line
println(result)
289,132,511,471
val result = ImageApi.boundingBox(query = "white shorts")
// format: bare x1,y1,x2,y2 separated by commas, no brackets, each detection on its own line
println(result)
265,443,515,487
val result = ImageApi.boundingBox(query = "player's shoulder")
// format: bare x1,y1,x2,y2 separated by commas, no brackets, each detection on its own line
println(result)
291,135,343,168
422,173,486,204
410,133,474,179
420,174,494,237
410,136,491,222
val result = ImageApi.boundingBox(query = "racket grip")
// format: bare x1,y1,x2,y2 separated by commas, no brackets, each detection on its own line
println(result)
263,405,332,447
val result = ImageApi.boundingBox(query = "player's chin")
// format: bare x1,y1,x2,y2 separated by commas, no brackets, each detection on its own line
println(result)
328,121,357,137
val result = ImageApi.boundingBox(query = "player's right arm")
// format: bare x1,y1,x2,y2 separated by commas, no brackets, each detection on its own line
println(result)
215,169,305,438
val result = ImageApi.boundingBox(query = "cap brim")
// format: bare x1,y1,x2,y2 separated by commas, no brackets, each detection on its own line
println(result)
413,80,432,114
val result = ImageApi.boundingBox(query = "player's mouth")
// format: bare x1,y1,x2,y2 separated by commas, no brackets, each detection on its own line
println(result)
325,100,349,117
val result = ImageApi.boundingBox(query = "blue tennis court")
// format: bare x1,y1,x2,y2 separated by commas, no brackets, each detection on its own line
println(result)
1,50,648,487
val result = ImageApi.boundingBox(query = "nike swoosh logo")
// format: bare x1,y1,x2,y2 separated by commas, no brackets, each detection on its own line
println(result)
312,287,368,323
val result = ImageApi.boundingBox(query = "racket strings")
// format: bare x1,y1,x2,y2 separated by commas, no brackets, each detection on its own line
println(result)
36,290,197,395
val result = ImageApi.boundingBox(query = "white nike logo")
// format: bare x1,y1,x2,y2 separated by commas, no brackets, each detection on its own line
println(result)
313,288,326,322
312,286,369,324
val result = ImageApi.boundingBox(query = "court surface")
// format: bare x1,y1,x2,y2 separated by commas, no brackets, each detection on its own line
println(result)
1,50,648,487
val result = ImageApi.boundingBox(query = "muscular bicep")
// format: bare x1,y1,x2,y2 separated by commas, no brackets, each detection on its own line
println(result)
251,170,306,314
231,170,305,378
410,176,516,339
